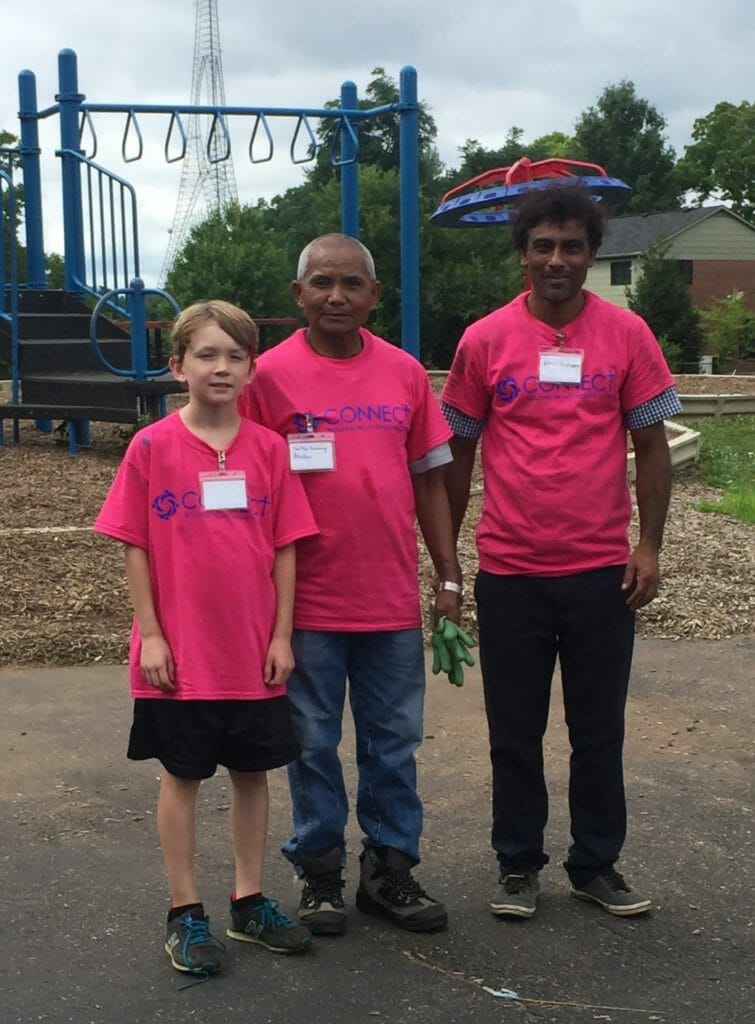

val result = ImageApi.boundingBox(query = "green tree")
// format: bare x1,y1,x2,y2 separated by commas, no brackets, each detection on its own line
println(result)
165,202,294,319
626,241,704,365
1,130,26,282
574,81,681,213
676,101,755,223
307,67,441,188
699,291,755,369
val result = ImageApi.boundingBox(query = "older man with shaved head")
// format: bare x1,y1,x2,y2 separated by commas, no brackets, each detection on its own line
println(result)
239,234,461,936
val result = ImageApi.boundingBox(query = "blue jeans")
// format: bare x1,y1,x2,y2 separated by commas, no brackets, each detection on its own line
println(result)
282,629,425,868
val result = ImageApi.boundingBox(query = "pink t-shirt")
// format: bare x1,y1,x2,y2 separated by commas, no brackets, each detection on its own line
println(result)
239,328,451,631
94,412,318,699
442,291,675,576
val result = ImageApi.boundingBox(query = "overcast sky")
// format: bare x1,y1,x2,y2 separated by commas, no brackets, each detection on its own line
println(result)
2,0,753,283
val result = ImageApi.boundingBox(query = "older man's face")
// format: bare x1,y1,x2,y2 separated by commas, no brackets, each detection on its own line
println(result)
293,240,380,341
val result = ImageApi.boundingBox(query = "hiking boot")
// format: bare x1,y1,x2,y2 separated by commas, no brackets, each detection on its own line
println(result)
165,908,227,975
356,847,447,933
489,870,540,918
226,896,312,953
570,868,651,916
296,849,348,936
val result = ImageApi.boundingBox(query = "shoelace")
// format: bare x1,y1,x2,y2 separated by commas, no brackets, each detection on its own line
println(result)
175,916,224,991
304,871,345,905
379,869,427,905
255,897,293,930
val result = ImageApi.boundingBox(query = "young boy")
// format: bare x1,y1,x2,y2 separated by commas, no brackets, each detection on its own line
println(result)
95,300,319,978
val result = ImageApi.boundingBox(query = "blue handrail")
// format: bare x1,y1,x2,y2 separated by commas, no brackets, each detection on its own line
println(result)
90,279,181,379
57,148,140,313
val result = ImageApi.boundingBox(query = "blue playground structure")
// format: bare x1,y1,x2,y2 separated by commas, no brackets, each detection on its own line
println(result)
0,49,422,453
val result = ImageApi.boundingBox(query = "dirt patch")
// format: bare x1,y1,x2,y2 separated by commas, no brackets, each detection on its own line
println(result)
1,379,753,666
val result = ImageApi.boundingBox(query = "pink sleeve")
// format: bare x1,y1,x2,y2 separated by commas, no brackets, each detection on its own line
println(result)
93,435,151,549
269,436,319,548
620,318,676,413
441,328,491,421
406,367,452,463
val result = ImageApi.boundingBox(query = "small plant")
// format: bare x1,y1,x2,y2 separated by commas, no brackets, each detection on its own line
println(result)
699,292,755,371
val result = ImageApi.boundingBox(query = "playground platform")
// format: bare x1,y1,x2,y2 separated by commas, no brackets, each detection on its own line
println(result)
1,637,752,1024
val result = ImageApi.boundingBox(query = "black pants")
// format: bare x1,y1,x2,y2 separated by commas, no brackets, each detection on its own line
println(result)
475,566,635,886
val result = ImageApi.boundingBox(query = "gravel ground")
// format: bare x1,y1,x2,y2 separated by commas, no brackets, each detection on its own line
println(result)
1,376,753,666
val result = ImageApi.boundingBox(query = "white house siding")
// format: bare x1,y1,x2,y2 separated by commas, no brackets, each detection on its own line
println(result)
586,262,633,307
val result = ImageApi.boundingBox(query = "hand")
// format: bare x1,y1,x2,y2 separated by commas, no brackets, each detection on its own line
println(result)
434,589,462,625
264,636,294,687
140,635,175,691
622,542,661,610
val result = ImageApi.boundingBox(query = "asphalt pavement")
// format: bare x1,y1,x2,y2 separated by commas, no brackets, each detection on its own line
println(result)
1,636,753,1024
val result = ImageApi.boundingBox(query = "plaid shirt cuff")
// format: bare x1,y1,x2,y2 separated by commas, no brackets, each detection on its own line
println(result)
625,386,683,430
441,402,483,440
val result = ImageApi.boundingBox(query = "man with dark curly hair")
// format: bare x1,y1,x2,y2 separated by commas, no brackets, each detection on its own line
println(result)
442,183,682,920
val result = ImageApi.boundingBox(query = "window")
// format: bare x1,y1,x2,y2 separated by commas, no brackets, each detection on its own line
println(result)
677,260,693,284
610,260,632,286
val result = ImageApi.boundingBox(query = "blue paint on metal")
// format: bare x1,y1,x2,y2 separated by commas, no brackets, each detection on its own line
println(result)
430,176,632,227
89,281,181,379
17,71,46,287
340,81,359,238
57,49,86,295
399,67,419,360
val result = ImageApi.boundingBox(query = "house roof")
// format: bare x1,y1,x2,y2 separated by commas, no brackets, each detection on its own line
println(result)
597,206,748,258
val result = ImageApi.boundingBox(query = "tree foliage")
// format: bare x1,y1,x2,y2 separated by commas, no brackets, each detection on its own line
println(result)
626,242,704,365
699,291,755,368
676,101,755,223
573,80,681,213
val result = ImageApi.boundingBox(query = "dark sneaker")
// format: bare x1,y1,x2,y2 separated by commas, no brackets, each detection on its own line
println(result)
356,847,448,933
226,896,312,953
571,868,651,916
297,849,348,936
165,908,227,975
489,870,540,918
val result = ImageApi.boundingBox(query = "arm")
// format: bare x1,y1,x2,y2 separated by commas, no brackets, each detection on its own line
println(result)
625,421,672,609
124,543,175,690
413,466,463,624
264,542,296,686
445,435,478,542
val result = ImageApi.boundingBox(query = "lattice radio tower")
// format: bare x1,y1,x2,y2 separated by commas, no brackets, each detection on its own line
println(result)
158,0,238,286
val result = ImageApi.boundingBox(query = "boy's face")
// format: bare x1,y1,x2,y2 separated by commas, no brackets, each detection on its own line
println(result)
169,322,254,404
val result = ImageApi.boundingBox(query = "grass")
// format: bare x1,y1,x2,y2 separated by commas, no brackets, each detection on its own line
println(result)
679,415,755,524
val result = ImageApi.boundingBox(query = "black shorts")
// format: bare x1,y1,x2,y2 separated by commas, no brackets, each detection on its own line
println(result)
127,696,300,780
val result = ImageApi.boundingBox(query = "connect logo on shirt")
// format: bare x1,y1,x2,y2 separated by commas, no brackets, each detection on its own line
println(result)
151,489,271,520
495,377,520,404
292,403,410,433
494,372,617,404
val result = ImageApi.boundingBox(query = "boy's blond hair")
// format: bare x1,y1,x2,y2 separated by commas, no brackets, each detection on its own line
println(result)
171,300,259,361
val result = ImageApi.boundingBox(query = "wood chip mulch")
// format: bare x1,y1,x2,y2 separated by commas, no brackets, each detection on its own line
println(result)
1,376,753,667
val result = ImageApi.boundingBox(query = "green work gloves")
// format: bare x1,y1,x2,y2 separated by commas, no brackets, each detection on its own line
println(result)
431,616,475,687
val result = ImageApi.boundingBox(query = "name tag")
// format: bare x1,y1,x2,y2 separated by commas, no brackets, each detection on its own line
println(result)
199,471,248,510
287,432,336,472
539,348,584,384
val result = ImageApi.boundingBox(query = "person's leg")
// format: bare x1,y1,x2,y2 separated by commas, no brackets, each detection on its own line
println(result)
475,570,558,873
283,630,350,935
282,630,350,864
226,768,311,953
555,566,635,885
349,629,446,932
157,771,202,907
228,769,268,899
348,629,425,860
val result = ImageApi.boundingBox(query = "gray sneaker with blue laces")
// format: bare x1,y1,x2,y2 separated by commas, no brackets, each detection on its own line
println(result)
165,908,227,975
226,896,312,953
